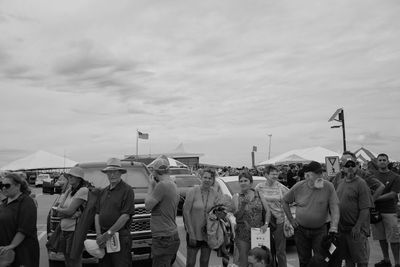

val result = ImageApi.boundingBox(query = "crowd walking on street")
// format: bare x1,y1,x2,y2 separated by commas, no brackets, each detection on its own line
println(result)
1,151,400,267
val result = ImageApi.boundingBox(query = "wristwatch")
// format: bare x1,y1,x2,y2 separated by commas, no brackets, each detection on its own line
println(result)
107,230,113,236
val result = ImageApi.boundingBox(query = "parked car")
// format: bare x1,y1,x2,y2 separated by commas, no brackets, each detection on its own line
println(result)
42,176,56,194
35,173,50,187
214,176,296,243
47,161,153,266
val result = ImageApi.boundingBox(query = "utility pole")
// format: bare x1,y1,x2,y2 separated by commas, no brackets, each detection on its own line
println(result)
328,108,347,152
268,134,272,160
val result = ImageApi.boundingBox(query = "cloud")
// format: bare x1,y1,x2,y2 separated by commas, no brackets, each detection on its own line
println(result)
1,0,400,166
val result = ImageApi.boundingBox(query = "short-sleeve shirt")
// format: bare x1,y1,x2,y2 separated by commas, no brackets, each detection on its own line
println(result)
148,178,179,237
283,180,339,228
60,187,89,231
0,194,39,267
374,171,400,213
336,177,373,234
96,180,135,235
255,181,289,224
0,194,38,245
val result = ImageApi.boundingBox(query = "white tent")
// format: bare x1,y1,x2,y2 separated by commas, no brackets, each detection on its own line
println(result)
275,154,311,165
257,146,340,166
1,150,77,171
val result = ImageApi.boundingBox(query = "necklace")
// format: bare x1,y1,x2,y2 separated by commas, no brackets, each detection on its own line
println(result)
201,188,210,218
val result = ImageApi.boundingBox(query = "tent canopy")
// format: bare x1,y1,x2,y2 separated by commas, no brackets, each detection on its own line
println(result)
275,154,311,165
1,150,77,171
257,146,340,166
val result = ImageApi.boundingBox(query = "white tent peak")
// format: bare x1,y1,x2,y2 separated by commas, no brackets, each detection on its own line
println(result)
172,143,186,153
257,146,341,166
1,150,77,171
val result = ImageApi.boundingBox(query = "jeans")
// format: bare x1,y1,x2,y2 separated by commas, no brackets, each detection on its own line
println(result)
273,223,287,267
98,235,132,267
235,239,251,267
152,233,180,267
294,224,327,267
62,231,82,267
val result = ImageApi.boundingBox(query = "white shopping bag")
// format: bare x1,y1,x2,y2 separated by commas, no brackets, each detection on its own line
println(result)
106,232,121,253
251,227,271,249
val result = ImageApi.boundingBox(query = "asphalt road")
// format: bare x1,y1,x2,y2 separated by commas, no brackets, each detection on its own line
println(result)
32,187,393,267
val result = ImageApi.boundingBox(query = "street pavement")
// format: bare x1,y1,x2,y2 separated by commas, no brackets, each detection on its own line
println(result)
32,187,394,267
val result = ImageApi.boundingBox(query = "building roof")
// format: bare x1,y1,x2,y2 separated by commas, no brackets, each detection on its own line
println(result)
124,143,203,160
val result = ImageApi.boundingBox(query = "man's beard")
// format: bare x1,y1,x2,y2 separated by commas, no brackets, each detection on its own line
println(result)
346,169,356,180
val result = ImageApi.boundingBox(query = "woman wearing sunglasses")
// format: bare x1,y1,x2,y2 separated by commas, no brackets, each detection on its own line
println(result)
0,173,39,267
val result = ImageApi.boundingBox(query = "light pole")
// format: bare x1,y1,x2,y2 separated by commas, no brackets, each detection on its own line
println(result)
328,108,347,152
267,134,272,160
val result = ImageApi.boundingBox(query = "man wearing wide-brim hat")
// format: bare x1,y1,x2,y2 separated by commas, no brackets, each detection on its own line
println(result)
95,158,135,267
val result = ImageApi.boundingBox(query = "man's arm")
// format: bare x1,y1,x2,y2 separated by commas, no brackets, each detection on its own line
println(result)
375,191,397,202
372,183,385,202
282,200,297,228
328,187,340,233
145,175,160,210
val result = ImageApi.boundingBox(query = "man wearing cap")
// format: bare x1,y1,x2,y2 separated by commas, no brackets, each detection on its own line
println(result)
282,161,340,267
333,155,374,267
371,153,400,267
145,155,180,267
332,152,384,200
95,158,135,267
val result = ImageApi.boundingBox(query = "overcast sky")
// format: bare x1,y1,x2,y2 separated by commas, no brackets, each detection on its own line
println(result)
1,0,400,167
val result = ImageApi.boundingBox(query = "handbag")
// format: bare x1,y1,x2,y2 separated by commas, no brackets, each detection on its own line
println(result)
46,191,69,252
46,224,66,252
370,208,382,224
283,218,294,238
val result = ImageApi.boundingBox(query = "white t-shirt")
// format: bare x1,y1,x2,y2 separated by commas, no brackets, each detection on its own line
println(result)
60,187,89,231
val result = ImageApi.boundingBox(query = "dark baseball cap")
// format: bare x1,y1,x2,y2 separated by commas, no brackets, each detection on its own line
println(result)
303,161,322,174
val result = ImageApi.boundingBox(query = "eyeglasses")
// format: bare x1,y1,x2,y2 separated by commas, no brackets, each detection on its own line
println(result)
344,162,356,168
0,183,12,189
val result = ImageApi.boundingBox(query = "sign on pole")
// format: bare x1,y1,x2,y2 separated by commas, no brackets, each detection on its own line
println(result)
325,156,340,177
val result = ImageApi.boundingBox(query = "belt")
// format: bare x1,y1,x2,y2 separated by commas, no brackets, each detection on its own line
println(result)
153,232,179,240
299,224,326,230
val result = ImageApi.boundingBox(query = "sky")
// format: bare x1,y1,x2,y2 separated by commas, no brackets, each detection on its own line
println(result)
1,0,400,168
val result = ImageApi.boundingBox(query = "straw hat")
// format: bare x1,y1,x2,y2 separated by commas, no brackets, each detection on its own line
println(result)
65,166,85,179
101,158,127,174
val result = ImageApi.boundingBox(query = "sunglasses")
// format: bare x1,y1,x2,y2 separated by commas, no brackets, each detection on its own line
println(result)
0,183,12,189
344,162,356,168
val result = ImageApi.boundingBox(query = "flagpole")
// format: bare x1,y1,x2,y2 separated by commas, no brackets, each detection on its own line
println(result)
136,129,139,158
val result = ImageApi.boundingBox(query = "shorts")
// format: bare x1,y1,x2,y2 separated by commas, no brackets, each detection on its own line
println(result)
338,232,369,264
186,233,208,248
371,213,400,243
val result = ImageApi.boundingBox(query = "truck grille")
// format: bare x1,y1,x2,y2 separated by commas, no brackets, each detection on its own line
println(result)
130,219,151,232
134,206,149,215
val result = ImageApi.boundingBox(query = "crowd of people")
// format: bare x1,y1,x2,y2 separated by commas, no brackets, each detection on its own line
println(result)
1,152,400,267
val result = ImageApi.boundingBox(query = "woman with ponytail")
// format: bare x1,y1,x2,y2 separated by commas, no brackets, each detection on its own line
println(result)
54,166,89,267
